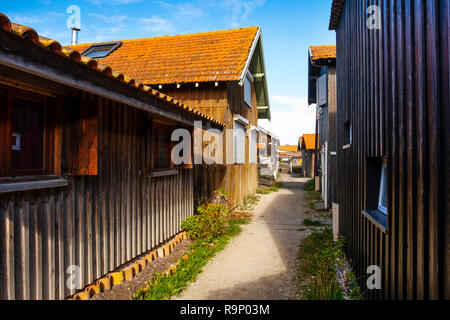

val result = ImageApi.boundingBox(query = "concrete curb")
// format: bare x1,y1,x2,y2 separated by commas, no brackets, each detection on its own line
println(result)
71,231,188,300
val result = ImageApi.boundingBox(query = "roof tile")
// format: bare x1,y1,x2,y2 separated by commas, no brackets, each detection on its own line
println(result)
302,134,317,150
67,27,259,85
310,45,337,61
0,13,224,127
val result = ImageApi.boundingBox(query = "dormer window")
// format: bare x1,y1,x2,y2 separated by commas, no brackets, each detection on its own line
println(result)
81,42,122,59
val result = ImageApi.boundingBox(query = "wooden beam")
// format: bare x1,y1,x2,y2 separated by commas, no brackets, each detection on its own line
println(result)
0,47,223,130
0,76,56,97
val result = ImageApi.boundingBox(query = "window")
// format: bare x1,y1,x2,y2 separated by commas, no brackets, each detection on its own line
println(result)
150,121,174,170
249,128,258,164
259,134,272,158
233,121,246,164
349,123,353,145
363,157,388,231
343,120,352,149
267,136,272,157
12,97,45,175
0,88,60,180
378,162,388,215
317,74,328,107
81,42,122,60
244,73,253,107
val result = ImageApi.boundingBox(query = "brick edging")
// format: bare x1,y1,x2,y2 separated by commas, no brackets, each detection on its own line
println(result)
71,231,188,300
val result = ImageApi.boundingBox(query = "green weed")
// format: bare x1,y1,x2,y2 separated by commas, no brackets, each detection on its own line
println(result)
303,218,326,227
134,218,250,300
297,228,359,300
256,182,283,195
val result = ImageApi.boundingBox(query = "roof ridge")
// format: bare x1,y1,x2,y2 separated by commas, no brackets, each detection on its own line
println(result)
309,44,336,48
67,26,260,49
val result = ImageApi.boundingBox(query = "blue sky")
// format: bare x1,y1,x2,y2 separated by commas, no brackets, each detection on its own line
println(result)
3,0,336,145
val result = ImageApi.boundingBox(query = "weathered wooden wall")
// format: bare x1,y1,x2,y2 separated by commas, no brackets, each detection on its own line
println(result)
161,81,259,207
302,150,316,179
335,0,449,299
327,66,338,204
0,97,194,300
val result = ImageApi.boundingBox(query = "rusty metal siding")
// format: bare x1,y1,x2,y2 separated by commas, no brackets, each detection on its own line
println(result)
335,0,449,300
0,99,194,300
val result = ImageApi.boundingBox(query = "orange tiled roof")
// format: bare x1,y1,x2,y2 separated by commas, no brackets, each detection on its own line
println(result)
0,13,223,127
309,45,336,61
302,134,317,150
279,145,298,152
67,27,260,85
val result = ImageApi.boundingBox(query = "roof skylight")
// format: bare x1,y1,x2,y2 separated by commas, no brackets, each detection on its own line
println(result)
81,42,122,60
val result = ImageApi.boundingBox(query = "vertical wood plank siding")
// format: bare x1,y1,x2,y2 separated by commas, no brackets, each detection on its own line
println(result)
0,100,194,300
161,82,259,207
335,0,449,299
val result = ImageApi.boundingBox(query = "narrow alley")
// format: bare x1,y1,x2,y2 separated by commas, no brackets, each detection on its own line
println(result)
174,173,310,300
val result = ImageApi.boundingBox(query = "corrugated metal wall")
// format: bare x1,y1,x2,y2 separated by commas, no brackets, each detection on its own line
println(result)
0,98,194,300
335,0,449,299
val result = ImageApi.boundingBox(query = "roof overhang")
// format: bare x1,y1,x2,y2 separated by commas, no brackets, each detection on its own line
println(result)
239,28,271,121
257,126,279,141
0,27,224,131
329,0,346,30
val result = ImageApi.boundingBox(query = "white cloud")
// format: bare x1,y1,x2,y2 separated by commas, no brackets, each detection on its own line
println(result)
137,16,175,35
221,0,266,27
259,95,316,146
86,0,143,5
89,13,128,24
7,14,45,26
84,25,125,42
155,1,206,20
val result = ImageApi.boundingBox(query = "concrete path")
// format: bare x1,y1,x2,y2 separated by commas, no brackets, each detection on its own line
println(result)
174,173,310,300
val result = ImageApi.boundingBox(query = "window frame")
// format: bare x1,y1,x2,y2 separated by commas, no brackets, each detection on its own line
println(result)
0,86,59,183
233,121,246,165
244,72,254,108
249,128,258,165
81,42,122,60
149,120,175,171
378,163,388,215
362,157,388,233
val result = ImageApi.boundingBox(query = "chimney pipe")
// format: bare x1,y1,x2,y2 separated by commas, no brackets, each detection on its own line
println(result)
71,27,80,45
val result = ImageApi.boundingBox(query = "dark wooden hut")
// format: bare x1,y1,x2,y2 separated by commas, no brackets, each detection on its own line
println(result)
0,14,222,300
308,45,337,209
68,27,272,207
330,0,449,299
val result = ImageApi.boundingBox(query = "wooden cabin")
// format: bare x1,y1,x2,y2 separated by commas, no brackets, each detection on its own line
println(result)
308,45,337,209
68,27,271,207
300,134,317,179
330,0,449,299
257,126,280,186
278,145,302,175
0,14,222,300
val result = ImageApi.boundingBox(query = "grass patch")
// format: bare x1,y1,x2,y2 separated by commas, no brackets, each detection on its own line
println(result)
256,182,283,195
303,218,327,227
304,179,315,192
303,179,322,210
240,194,260,211
297,228,361,300
133,218,249,300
